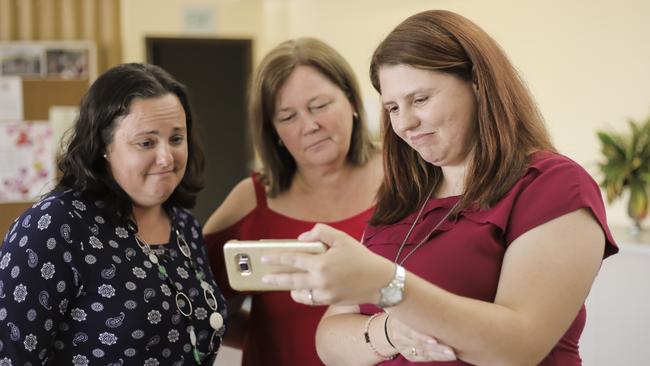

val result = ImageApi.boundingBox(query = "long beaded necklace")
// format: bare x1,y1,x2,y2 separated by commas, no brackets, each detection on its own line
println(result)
132,223,224,364
393,187,461,265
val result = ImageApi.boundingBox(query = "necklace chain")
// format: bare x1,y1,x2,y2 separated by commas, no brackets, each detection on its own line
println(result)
133,225,222,364
394,187,460,265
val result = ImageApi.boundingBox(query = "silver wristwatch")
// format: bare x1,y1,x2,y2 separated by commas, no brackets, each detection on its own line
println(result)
378,264,406,308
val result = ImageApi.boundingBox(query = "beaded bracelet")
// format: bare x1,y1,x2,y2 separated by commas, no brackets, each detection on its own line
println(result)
364,313,397,360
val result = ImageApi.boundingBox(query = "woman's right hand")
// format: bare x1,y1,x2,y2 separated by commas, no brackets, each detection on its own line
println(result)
261,223,395,306
387,314,457,362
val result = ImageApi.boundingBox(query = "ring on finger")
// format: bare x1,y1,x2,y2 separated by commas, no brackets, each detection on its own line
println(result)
307,289,314,305
410,346,418,357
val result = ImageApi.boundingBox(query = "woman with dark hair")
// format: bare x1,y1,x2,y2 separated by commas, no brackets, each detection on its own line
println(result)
262,10,618,365
0,63,226,365
202,38,383,365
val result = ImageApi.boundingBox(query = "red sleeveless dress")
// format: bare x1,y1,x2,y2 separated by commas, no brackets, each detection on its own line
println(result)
205,173,374,366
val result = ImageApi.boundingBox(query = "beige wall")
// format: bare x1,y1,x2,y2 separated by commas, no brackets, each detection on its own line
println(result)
121,0,650,227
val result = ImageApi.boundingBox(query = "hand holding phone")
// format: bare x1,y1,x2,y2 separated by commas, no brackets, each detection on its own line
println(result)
223,240,327,291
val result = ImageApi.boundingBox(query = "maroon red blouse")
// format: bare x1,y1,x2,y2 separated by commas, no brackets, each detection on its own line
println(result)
359,152,618,365
205,173,373,366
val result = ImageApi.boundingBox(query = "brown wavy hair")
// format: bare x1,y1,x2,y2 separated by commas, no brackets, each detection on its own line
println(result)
369,10,554,225
55,63,205,223
249,37,376,196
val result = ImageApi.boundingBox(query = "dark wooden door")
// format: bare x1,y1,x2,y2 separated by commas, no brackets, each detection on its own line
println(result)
147,37,253,225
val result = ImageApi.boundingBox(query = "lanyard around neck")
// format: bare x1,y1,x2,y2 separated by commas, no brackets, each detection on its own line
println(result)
394,188,460,266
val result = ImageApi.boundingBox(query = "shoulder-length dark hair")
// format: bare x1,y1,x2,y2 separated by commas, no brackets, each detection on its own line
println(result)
55,63,205,222
249,37,376,197
369,10,555,225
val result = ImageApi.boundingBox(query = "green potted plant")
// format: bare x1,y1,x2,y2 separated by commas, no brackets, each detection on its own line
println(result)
597,114,650,233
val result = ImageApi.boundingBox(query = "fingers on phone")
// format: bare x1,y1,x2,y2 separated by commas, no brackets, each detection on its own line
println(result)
262,272,310,288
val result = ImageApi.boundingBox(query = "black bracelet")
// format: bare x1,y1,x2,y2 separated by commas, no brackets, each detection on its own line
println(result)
384,313,396,349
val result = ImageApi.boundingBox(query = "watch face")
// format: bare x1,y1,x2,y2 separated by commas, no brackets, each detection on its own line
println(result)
379,265,406,308
380,285,403,306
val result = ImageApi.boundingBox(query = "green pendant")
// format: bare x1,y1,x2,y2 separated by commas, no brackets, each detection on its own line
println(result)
193,347,201,363
158,265,167,276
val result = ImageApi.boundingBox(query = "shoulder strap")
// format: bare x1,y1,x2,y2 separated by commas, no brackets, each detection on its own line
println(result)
251,172,268,208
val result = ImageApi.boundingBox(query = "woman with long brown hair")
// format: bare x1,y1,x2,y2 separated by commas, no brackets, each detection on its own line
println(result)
262,10,618,365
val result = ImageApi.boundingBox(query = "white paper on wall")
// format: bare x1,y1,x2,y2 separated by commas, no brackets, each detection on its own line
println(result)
0,77,23,121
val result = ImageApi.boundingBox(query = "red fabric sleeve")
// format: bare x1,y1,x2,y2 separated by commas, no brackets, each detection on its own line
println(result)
506,154,618,257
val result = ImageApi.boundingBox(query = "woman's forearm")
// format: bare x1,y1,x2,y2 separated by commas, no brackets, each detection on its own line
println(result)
316,312,396,366
391,276,540,366
387,210,605,365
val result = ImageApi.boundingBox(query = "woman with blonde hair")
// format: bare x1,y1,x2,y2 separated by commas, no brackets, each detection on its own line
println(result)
203,38,383,365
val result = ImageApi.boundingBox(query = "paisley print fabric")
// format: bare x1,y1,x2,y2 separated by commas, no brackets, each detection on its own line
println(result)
0,190,227,365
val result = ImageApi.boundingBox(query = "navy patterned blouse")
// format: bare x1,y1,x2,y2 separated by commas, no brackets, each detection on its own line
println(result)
0,189,227,365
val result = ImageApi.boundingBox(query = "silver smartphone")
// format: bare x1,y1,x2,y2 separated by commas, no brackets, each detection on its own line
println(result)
223,239,327,291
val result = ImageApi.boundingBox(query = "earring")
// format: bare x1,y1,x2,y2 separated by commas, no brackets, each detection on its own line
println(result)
103,153,107,159
353,112,359,120
277,138,284,147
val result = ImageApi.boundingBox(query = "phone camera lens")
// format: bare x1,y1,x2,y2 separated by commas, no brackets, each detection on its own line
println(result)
236,254,252,275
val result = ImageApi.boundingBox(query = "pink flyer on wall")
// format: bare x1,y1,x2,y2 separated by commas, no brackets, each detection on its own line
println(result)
0,121,55,203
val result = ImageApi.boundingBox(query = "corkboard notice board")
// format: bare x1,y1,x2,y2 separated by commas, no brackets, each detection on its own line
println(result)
0,80,88,238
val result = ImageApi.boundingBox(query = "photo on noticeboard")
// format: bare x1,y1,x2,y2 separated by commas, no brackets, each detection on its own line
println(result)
0,46,42,78
0,42,94,80
45,48,89,79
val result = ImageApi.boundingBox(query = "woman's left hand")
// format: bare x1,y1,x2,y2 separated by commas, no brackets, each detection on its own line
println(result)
387,315,457,362
261,223,395,305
